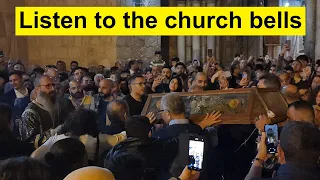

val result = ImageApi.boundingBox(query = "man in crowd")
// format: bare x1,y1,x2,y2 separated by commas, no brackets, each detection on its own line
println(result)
68,80,95,110
103,100,129,134
128,60,139,75
20,75,55,144
73,67,85,82
56,60,67,73
257,75,281,90
245,121,320,180
0,71,30,137
192,72,208,90
152,66,172,93
95,79,121,133
70,61,79,74
280,84,300,105
123,75,147,116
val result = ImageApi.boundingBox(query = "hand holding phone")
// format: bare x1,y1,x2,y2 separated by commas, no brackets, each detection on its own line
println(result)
264,124,279,154
188,135,205,171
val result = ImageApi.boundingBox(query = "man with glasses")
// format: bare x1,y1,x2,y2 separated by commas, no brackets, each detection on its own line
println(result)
123,75,147,116
68,80,95,110
20,75,56,145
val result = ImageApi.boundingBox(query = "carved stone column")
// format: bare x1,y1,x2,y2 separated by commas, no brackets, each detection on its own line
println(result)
305,0,316,61
185,0,192,62
192,0,201,60
177,0,186,63
316,0,320,60
200,0,207,61
206,0,216,57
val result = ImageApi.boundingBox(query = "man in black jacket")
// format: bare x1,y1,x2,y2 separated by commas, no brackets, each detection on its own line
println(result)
151,93,222,179
105,115,178,180
245,121,320,180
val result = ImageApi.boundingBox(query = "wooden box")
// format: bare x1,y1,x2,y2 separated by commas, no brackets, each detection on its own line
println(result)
141,88,287,124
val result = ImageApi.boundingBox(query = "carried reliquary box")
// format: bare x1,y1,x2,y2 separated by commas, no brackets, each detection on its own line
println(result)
141,88,288,124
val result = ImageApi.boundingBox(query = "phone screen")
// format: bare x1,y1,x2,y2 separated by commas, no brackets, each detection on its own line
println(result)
188,136,204,171
264,124,279,154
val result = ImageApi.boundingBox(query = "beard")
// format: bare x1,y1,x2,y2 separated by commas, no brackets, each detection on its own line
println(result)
71,92,84,100
99,92,112,99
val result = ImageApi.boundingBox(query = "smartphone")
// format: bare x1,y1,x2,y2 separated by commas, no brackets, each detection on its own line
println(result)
242,72,248,79
188,135,205,171
264,124,279,154
208,49,213,57
285,40,291,50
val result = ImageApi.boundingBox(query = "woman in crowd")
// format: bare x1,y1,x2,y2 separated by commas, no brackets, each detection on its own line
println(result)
169,76,183,92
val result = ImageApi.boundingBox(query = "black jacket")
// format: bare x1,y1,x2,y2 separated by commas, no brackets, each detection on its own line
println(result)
0,129,34,160
106,137,179,179
250,163,320,180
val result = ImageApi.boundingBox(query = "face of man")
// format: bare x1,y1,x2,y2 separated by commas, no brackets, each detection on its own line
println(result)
152,66,161,78
37,76,56,102
292,61,302,73
269,67,277,75
240,60,247,70
69,81,84,100
97,65,104,73
299,89,309,101
130,77,145,96
56,62,66,72
131,62,139,71
74,69,84,81
8,60,16,70
71,62,78,71
257,79,266,88
82,76,93,86
175,65,185,75
279,74,290,87
13,64,25,72
160,100,170,124
99,80,113,98
194,74,208,90
312,77,320,90
9,74,23,90
162,68,171,79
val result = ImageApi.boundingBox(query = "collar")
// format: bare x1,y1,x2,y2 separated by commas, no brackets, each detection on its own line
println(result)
129,69,135,75
14,87,28,98
69,95,89,107
169,119,189,126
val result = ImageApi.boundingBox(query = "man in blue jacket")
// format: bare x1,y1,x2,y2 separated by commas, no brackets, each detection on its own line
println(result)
0,71,30,137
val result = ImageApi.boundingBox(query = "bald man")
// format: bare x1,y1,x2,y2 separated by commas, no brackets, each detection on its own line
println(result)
44,68,58,82
281,84,300,105
64,167,115,180
100,100,129,134
95,79,121,134
68,80,95,110
192,72,208,90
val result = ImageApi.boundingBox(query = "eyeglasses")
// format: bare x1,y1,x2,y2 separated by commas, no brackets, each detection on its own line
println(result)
40,83,55,89
132,82,146,86
158,109,169,113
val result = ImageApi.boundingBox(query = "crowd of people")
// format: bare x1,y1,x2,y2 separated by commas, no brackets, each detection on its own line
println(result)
0,45,319,180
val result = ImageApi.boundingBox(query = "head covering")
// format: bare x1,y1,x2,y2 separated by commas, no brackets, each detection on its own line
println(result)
125,115,152,140
64,166,115,180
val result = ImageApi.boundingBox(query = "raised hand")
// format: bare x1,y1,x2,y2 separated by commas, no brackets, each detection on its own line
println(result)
198,111,222,129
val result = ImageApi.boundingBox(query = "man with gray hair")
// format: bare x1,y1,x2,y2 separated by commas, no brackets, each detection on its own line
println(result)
152,92,221,139
192,72,208,90
99,100,129,135
281,84,300,105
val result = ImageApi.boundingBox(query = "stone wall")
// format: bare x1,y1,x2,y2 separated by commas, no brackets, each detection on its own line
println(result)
116,0,161,65
24,0,117,69
0,0,28,62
